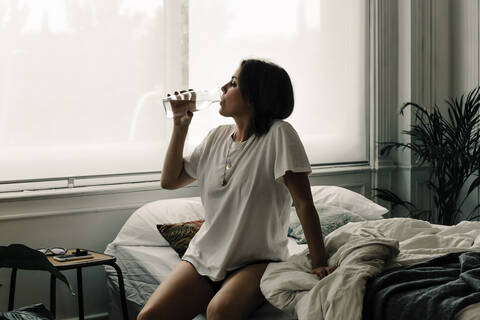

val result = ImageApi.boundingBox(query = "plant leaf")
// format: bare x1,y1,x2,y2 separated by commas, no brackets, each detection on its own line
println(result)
378,86,480,224
373,188,417,211
410,209,432,221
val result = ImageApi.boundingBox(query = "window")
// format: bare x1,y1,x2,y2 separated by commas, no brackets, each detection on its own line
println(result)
0,0,368,193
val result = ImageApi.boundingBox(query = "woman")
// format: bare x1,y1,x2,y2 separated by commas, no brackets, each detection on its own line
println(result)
137,59,336,320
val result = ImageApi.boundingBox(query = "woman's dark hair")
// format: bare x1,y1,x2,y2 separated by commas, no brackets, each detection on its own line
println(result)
238,59,294,135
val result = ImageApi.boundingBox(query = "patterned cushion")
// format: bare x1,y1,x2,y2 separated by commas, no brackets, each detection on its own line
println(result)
157,220,204,257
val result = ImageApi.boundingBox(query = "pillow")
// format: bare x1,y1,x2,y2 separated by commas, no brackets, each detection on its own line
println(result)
310,186,388,220
288,206,365,244
110,197,204,247
157,220,204,257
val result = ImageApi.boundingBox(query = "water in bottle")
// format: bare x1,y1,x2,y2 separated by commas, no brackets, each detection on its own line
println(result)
163,88,222,118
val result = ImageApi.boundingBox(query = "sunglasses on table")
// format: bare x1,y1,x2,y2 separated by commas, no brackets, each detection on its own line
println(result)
38,247,67,256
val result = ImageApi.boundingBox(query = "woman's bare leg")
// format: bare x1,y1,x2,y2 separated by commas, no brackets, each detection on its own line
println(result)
137,260,214,320
206,263,268,320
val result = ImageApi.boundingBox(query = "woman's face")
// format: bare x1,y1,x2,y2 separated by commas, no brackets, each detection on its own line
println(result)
219,66,252,118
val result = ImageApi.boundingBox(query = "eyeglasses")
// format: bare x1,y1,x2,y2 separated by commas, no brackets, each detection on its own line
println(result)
38,247,67,256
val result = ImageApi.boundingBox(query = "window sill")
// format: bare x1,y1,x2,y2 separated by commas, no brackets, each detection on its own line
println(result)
0,163,374,201
0,163,380,221
310,163,372,176
0,181,167,201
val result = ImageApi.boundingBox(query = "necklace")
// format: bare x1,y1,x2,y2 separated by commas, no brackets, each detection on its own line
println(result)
221,130,255,186
221,135,235,186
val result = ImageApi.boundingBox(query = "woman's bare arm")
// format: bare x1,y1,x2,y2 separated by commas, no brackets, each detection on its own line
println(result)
284,171,336,277
161,103,196,189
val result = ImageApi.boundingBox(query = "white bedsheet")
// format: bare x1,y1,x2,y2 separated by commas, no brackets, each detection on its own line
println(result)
260,218,480,320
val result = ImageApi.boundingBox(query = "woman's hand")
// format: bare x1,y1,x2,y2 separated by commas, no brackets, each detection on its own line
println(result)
312,265,337,280
169,90,196,128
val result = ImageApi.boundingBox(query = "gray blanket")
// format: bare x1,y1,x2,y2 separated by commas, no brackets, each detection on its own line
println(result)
363,251,480,320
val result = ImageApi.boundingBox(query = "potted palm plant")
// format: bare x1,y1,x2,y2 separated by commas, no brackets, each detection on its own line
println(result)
375,87,480,225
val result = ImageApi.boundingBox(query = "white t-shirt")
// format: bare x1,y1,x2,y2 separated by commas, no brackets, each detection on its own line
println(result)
183,120,311,281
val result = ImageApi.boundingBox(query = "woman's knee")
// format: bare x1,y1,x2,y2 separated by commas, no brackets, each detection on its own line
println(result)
206,295,244,320
136,307,154,320
137,305,169,320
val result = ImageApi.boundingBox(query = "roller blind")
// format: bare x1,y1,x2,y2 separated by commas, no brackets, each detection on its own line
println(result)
0,0,182,188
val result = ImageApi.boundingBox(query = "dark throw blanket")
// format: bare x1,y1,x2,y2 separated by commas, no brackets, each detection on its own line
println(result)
363,251,480,320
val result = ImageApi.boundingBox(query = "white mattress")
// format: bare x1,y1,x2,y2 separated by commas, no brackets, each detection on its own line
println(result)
105,238,306,320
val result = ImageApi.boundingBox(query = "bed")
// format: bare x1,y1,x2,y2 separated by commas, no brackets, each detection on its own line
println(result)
104,186,480,320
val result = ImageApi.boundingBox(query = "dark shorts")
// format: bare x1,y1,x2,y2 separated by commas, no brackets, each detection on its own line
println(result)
203,276,224,294
198,260,274,294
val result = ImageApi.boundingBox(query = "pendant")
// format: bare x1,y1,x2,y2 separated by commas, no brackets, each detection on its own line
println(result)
221,177,227,186
226,162,231,170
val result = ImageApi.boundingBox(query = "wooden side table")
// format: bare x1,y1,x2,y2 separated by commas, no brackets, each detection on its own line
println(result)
8,249,129,320
48,250,128,320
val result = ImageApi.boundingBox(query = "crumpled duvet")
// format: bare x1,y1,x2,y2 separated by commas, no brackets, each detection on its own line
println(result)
260,218,480,320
